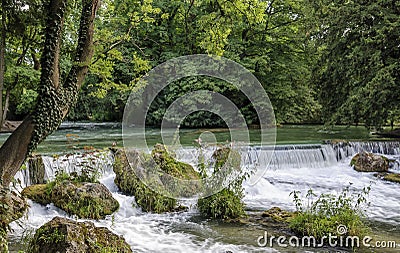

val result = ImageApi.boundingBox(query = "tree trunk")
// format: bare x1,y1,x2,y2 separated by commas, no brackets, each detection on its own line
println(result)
2,88,9,123
0,0,6,129
0,0,100,187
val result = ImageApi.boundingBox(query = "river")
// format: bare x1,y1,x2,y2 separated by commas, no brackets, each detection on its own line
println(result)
2,124,400,252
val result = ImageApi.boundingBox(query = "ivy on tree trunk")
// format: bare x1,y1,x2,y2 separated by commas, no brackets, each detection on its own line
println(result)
0,0,99,187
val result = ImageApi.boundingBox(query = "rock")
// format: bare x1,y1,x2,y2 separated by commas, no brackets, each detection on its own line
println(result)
261,207,296,222
27,216,132,253
374,172,400,183
0,120,22,133
22,181,119,219
229,209,295,234
350,151,389,172
113,148,180,213
27,154,46,185
0,187,28,252
113,145,201,213
152,144,200,180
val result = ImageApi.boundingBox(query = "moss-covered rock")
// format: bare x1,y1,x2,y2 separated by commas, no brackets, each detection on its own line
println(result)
212,146,241,173
374,172,400,183
21,184,50,205
22,181,119,219
113,145,200,212
113,148,179,213
261,207,296,222
0,187,28,252
151,144,200,180
27,216,132,253
351,151,389,172
231,208,296,231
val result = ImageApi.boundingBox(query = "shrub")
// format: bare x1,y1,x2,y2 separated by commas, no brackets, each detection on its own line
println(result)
197,145,248,220
289,185,371,240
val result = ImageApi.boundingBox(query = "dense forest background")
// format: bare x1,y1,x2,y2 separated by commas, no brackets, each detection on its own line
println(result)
0,0,399,129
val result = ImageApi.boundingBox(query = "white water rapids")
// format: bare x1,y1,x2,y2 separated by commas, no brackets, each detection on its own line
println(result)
8,142,400,252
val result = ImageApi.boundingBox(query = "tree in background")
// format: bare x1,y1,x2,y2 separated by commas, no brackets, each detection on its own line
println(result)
310,0,400,129
0,0,44,127
73,0,320,125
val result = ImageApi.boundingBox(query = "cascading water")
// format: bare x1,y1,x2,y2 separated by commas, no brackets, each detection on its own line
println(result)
9,141,400,252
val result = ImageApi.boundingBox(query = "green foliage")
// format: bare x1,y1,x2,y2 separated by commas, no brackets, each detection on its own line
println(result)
289,185,371,240
198,188,245,220
309,0,400,128
197,145,247,219
66,0,320,126
16,90,37,115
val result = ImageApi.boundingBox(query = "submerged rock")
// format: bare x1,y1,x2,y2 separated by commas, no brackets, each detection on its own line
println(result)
113,146,199,213
27,216,132,253
22,181,119,219
374,172,400,184
229,207,295,232
261,207,296,222
351,151,389,172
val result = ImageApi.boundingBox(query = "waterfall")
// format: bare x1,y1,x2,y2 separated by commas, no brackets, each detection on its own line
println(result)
175,141,400,172
14,141,400,189
14,151,114,188
331,141,400,160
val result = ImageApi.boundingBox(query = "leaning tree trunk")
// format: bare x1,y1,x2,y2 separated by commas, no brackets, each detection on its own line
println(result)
0,0,99,251
0,0,99,187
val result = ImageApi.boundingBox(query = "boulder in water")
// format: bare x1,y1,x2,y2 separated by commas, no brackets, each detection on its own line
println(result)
27,216,132,253
22,181,119,219
350,151,389,172
113,146,199,213
374,172,400,184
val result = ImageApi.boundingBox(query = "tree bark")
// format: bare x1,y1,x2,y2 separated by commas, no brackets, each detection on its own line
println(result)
0,0,6,128
0,0,100,187
2,88,9,123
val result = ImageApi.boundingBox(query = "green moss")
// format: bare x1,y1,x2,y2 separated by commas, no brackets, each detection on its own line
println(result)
22,173,119,219
27,217,132,253
151,144,200,180
261,207,296,222
21,184,50,205
113,149,178,213
383,173,400,183
375,172,400,183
